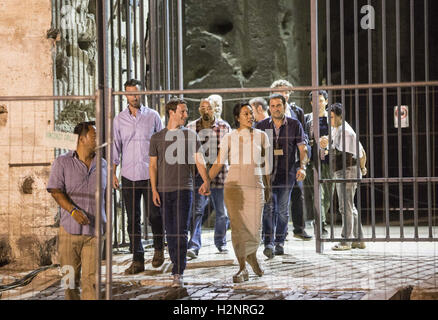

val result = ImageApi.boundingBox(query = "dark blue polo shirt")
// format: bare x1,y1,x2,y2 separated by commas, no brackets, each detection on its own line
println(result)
256,116,305,186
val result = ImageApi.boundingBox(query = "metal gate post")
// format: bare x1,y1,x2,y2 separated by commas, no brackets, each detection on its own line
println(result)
310,0,323,254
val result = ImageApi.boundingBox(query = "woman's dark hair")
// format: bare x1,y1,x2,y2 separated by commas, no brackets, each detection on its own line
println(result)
233,101,252,128
74,121,96,137
329,102,343,117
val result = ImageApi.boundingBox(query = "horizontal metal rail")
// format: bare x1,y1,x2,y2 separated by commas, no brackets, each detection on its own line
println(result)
111,81,438,96
321,238,438,243
0,95,96,101
321,177,438,183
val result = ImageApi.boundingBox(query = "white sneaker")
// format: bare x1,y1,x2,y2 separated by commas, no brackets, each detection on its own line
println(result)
186,249,198,258
172,274,184,288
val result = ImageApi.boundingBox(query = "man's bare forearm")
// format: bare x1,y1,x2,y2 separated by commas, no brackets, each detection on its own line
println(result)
50,190,75,212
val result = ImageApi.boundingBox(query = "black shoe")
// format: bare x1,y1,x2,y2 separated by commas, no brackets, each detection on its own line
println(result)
322,228,329,238
293,231,313,241
217,246,228,253
274,244,284,256
124,261,145,275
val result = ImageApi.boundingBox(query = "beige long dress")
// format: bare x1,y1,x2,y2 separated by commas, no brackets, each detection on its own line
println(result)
218,128,270,260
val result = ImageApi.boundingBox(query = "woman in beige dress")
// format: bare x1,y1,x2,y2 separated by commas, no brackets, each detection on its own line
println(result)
209,102,271,283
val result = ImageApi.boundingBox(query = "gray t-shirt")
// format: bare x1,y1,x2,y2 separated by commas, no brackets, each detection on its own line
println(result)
149,127,203,192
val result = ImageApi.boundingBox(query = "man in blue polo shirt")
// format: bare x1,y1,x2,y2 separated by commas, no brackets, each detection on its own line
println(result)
256,94,308,259
47,121,107,300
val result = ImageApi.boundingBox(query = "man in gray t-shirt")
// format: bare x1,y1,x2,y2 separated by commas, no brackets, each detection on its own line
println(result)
149,98,210,288
150,127,200,192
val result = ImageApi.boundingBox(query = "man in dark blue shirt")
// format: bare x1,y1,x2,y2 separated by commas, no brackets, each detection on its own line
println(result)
256,94,309,259
270,80,312,243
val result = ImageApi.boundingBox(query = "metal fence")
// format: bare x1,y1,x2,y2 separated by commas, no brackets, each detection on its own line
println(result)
37,0,438,300
310,0,437,253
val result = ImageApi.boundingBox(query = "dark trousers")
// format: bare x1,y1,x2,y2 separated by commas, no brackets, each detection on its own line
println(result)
290,180,306,234
160,190,193,275
122,177,164,262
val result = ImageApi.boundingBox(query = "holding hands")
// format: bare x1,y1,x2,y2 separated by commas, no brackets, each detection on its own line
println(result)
199,181,211,196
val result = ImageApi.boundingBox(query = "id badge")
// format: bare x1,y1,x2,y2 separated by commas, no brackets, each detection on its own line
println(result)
274,149,284,156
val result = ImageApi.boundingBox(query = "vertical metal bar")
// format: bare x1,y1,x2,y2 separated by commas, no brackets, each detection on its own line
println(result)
126,0,132,80
177,0,184,97
106,88,113,300
368,0,376,240
95,89,102,301
311,0,322,253
340,0,347,238
133,0,138,80
118,0,127,246
149,0,159,110
326,0,335,239
396,0,404,239
110,0,119,248
382,0,390,239
424,0,432,238
165,0,171,92
118,0,123,94
140,0,146,97
171,0,177,90
354,0,362,241
410,0,419,239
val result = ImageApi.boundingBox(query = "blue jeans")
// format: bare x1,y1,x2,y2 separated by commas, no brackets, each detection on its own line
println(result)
188,178,229,253
263,183,294,248
160,190,192,275
122,177,164,262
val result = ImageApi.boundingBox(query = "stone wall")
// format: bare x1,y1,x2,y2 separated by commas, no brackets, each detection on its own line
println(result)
184,0,312,124
0,0,57,268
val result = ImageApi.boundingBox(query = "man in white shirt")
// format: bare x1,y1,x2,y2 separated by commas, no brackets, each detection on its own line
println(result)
321,103,367,251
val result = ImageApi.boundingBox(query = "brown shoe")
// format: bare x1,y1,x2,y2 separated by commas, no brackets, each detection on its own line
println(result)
246,253,264,277
351,242,366,249
124,261,145,275
152,250,165,268
232,269,249,283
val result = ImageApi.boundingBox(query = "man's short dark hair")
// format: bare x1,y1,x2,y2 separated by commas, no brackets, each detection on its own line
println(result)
165,97,187,116
249,97,268,111
268,93,286,106
309,90,328,101
74,121,96,137
124,79,142,89
329,103,343,117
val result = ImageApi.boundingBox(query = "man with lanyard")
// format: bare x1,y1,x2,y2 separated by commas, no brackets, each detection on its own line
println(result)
256,94,308,259
186,98,231,258
270,80,312,243
113,79,164,274
47,121,106,300
304,90,332,237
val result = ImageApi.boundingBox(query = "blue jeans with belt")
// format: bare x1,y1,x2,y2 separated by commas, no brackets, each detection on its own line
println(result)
188,179,229,253
160,189,192,275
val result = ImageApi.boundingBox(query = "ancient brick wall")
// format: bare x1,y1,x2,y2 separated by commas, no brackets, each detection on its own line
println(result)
0,0,57,268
